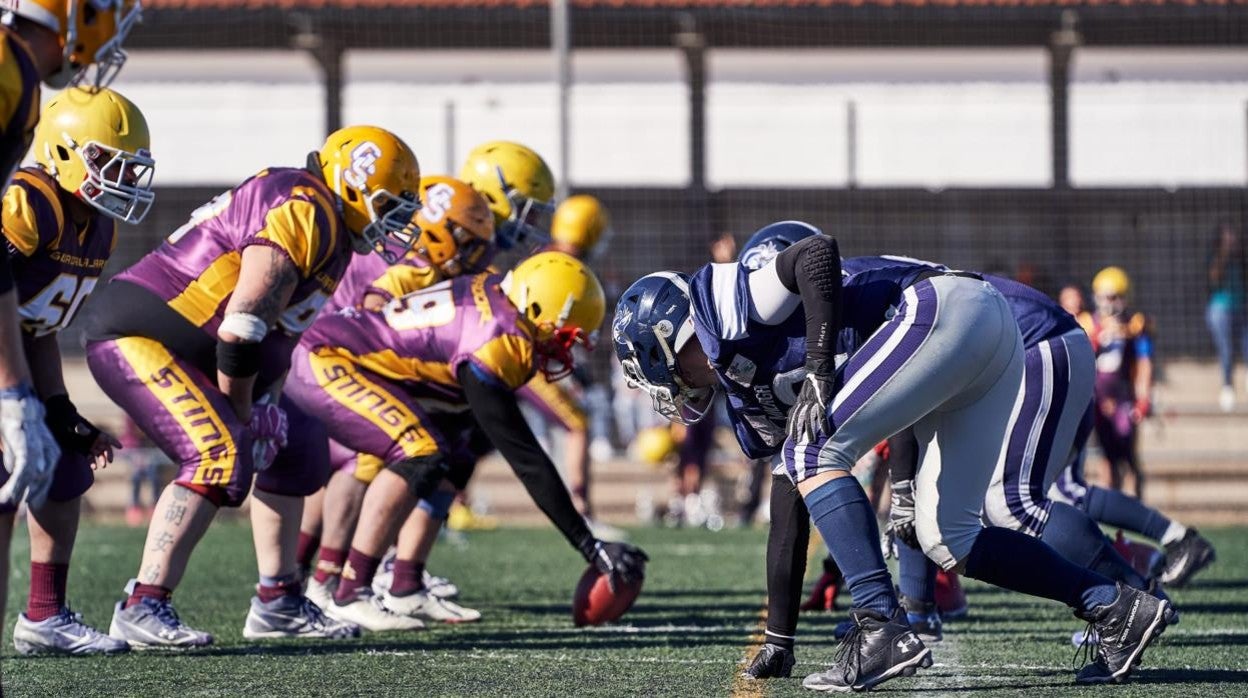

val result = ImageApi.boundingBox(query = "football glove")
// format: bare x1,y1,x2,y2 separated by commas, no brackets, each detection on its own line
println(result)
0,384,60,509
248,402,288,472
587,540,648,593
742,643,796,679
786,358,834,443
888,478,919,550
43,394,102,455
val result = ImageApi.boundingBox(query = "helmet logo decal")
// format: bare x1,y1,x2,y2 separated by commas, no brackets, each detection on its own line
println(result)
655,319,674,338
612,307,632,344
422,183,454,223
343,141,382,190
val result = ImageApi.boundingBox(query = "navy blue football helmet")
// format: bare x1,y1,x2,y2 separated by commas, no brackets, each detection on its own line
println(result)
613,272,717,424
738,221,823,271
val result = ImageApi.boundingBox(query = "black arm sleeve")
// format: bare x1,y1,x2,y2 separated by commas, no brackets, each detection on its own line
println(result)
0,245,13,295
458,363,596,558
765,473,811,647
774,235,842,365
885,428,921,483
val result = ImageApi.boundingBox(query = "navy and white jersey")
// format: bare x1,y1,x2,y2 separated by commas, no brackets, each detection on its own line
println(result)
841,256,1078,347
688,261,906,459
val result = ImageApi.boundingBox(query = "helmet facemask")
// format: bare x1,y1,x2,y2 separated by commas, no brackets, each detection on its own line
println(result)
620,354,715,425
351,187,422,264
65,0,141,90
46,135,154,223
494,165,553,250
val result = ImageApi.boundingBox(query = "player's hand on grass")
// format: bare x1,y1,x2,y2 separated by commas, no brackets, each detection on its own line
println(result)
588,540,648,592
787,358,834,443
888,478,919,549
742,643,795,679
0,384,59,508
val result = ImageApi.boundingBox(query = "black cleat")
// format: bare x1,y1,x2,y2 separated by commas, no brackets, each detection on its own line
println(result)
1159,529,1216,588
743,643,796,679
1074,583,1171,685
802,608,932,693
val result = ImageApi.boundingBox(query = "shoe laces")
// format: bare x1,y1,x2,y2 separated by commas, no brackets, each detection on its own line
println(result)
1073,620,1105,670
299,596,334,630
53,605,94,634
831,617,865,685
149,598,187,630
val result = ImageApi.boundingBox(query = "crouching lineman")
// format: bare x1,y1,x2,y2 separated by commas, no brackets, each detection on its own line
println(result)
82,125,423,646
2,88,151,655
285,252,647,631
614,233,1170,690
301,175,495,621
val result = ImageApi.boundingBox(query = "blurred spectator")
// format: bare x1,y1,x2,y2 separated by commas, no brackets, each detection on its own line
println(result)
709,231,737,264
1059,283,1086,319
1206,222,1247,411
119,417,160,527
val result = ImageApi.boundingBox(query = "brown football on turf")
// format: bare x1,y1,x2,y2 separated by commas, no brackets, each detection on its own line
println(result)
572,565,643,626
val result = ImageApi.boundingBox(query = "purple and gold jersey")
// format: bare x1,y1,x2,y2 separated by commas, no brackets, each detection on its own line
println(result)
2,168,115,337
1083,310,1152,401
0,29,41,186
117,167,350,339
302,272,534,404
324,247,440,314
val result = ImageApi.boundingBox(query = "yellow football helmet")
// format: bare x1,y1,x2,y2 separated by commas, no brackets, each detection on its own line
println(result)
551,194,610,259
414,175,495,277
1092,266,1130,298
458,141,555,251
6,0,142,88
317,125,422,263
502,251,605,381
34,86,153,223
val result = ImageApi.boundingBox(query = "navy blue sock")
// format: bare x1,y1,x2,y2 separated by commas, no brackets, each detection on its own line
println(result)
804,476,898,616
1083,486,1171,542
1041,502,1146,589
897,541,937,604
964,526,1118,615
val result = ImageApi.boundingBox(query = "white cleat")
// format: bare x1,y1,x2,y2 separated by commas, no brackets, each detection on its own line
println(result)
383,590,481,624
305,576,337,611
243,594,360,640
14,608,129,656
423,570,459,600
325,591,425,632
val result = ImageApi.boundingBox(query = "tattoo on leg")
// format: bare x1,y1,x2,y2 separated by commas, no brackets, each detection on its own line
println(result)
141,563,162,584
172,485,190,502
150,531,175,553
165,503,188,526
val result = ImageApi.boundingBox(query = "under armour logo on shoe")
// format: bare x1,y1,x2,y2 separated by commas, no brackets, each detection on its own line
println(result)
896,634,921,652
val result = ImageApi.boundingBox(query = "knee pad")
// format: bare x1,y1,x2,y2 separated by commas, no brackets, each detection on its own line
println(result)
417,489,457,521
387,455,449,501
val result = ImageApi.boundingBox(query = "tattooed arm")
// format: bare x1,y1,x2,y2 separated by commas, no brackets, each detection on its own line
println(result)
219,245,299,421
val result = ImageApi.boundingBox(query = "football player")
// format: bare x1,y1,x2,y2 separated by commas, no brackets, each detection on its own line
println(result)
82,125,422,646
458,140,555,251
1082,267,1153,498
0,87,150,655
0,0,140,655
285,252,647,631
614,231,1170,690
300,175,494,623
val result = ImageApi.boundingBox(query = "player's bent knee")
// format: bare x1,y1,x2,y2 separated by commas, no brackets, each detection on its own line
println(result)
387,455,450,501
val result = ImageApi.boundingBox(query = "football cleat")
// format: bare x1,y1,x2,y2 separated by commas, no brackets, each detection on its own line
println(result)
423,570,460,600
803,608,932,693
899,595,943,644
243,594,360,640
325,590,425,632
1159,529,1216,588
306,576,337,611
935,569,968,620
383,590,481,624
109,597,213,649
1074,583,1171,684
801,558,843,612
742,643,796,680
13,608,129,655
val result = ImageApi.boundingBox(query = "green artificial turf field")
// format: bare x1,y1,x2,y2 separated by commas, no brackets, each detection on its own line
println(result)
2,523,1246,697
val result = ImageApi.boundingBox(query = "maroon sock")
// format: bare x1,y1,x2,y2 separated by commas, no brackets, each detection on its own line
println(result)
296,531,320,571
313,547,347,585
125,583,172,609
388,560,427,597
27,561,68,622
257,573,302,604
333,549,380,604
